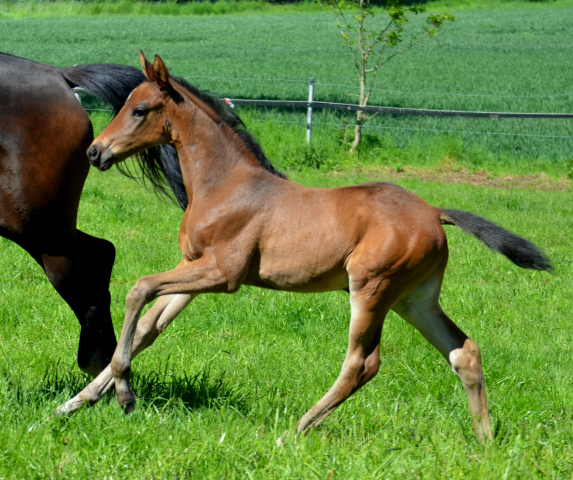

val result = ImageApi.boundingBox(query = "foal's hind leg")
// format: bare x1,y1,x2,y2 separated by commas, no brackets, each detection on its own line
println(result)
297,290,388,433
392,269,492,444
55,293,194,414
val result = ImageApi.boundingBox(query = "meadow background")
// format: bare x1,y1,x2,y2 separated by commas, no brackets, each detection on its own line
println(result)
0,0,572,478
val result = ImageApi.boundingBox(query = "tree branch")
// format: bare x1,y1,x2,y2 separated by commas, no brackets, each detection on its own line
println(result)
321,0,454,152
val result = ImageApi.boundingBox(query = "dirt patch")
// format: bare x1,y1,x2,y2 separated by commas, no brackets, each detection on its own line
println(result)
336,165,572,192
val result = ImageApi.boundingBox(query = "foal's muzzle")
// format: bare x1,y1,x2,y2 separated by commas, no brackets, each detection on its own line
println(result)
87,144,115,171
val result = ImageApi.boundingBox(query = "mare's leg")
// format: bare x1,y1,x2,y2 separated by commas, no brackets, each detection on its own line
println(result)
112,255,234,410
392,268,492,444
297,287,389,433
55,293,193,415
75,231,117,374
33,231,117,376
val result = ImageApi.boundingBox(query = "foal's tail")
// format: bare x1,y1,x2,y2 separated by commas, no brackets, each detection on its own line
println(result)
439,209,552,272
60,64,189,211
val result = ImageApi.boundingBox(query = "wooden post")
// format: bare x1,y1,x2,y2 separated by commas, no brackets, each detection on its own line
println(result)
307,77,314,143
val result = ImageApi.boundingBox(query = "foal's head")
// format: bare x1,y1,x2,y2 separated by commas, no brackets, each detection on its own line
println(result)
88,52,285,180
88,52,181,171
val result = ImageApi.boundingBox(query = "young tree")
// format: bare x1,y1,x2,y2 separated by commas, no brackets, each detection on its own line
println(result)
322,0,454,153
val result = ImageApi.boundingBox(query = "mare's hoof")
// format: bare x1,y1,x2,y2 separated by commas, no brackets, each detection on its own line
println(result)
78,359,104,379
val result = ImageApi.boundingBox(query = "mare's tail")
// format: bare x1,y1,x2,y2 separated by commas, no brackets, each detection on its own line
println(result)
439,209,552,272
61,63,145,115
60,64,188,210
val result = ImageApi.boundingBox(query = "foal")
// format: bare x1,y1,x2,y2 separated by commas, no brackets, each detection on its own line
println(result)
58,53,551,443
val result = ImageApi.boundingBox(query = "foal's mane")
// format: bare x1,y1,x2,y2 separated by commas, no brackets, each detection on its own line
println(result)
171,76,287,180
119,76,285,211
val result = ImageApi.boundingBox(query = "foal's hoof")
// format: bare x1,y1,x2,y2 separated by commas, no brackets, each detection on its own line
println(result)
118,392,136,414
115,377,136,414
121,400,136,415
53,396,85,417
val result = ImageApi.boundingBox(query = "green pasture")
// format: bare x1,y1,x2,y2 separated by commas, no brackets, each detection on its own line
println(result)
0,167,571,478
0,2,572,478
1,3,573,176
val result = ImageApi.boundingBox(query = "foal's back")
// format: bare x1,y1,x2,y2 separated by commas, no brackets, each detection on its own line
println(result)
251,180,447,294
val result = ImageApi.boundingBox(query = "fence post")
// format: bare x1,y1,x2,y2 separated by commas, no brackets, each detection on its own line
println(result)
307,77,314,143
73,87,85,104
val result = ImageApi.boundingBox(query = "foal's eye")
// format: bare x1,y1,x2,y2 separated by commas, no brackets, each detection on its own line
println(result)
132,108,147,118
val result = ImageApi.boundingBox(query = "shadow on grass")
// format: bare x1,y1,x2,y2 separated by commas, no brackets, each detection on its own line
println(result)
33,361,251,415
131,364,251,414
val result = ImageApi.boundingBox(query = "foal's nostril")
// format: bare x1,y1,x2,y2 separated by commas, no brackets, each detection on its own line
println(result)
87,145,100,165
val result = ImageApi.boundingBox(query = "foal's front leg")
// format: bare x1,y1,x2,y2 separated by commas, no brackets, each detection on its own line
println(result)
112,254,234,410
54,292,193,415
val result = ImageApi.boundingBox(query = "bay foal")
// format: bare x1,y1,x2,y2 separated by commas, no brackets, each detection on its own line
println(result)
59,53,551,443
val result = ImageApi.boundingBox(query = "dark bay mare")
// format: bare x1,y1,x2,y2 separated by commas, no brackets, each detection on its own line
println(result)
58,53,551,443
0,53,186,376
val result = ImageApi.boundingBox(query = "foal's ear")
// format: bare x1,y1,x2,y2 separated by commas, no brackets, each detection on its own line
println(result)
152,55,170,92
139,51,155,81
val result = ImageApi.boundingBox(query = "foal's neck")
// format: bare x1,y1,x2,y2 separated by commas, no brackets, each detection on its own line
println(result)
171,99,264,197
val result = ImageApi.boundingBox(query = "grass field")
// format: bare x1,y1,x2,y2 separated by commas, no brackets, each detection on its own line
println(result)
0,167,571,478
0,2,573,478
1,3,573,176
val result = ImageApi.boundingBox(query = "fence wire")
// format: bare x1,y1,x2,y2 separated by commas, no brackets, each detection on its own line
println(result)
85,106,573,140
252,118,573,140
83,69,573,144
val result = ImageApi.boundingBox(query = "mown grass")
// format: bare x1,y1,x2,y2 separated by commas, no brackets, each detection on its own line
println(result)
0,164,571,478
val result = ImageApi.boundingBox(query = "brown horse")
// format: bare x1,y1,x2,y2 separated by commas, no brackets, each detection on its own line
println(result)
58,53,551,443
0,53,186,376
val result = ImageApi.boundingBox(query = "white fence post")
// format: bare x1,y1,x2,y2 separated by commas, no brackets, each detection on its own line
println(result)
307,77,314,143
